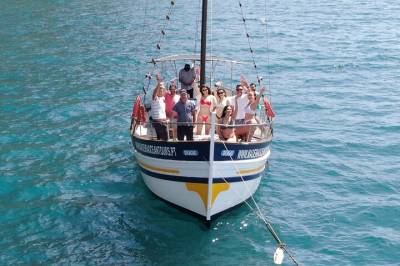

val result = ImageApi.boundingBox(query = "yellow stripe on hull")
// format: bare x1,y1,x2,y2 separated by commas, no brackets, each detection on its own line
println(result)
237,165,265,175
186,183,230,209
137,160,180,174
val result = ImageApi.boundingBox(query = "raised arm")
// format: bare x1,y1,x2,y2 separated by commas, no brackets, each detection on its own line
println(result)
251,87,266,108
240,75,250,92
152,85,158,100
152,74,164,100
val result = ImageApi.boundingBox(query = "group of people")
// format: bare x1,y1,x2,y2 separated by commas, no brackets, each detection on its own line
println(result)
149,74,196,141
217,83,265,142
149,64,266,142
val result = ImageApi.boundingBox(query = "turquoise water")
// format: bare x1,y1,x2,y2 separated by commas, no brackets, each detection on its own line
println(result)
1,0,399,265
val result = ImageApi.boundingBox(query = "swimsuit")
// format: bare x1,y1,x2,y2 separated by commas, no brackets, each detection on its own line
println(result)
220,119,234,130
198,97,213,122
245,104,257,115
245,104,257,124
200,98,212,106
201,115,209,122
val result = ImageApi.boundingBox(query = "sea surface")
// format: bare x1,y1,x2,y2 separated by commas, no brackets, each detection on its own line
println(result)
1,0,399,265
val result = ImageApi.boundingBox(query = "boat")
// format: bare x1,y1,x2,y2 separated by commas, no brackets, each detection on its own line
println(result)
130,0,275,222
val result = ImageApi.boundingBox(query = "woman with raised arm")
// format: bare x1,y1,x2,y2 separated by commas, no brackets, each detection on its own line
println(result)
243,86,266,142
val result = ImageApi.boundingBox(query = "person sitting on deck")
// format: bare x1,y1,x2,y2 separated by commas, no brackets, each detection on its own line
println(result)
172,89,197,141
217,105,236,142
150,76,168,141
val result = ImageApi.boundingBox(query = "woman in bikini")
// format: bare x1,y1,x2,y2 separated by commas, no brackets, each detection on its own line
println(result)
243,87,265,141
196,85,216,135
217,105,236,142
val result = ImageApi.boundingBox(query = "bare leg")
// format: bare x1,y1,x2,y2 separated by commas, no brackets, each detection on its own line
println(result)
205,123,211,135
172,128,177,140
196,122,203,135
247,125,256,142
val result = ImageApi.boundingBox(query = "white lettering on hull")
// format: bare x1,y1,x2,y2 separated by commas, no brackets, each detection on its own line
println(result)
237,147,269,159
135,142,177,157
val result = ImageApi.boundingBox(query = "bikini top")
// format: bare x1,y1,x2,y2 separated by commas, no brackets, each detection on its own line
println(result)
200,97,212,106
245,104,257,115
220,118,234,130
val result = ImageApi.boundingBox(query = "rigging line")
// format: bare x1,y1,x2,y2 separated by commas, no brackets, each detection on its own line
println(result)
210,0,213,58
210,0,213,87
145,0,176,92
154,1,175,60
142,0,148,34
194,0,201,53
217,139,300,266
238,1,260,85
264,0,273,101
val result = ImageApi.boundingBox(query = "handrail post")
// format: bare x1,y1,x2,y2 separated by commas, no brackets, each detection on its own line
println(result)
206,112,216,221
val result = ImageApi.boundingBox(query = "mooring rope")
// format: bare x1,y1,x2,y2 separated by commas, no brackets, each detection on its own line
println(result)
212,138,300,266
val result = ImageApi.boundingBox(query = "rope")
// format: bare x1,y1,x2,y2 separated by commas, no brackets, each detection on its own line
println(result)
144,1,177,93
237,1,261,85
213,139,300,266
264,0,273,102
194,0,201,53
142,0,148,34
210,0,213,87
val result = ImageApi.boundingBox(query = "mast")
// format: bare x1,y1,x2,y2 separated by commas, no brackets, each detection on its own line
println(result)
200,0,208,86
200,0,214,224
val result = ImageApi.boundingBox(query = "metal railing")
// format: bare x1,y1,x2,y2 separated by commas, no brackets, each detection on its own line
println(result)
131,118,273,142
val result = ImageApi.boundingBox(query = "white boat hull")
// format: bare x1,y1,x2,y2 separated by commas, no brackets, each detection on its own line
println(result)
133,136,271,219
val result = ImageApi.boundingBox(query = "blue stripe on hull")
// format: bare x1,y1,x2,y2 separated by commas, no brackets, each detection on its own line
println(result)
131,135,271,161
139,166,261,183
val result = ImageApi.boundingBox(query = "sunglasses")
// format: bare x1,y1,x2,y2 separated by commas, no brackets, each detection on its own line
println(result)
217,91,224,95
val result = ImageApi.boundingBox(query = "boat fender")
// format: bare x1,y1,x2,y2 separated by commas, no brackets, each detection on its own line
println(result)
273,246,284,264
130,96,147,131
263,98,276,118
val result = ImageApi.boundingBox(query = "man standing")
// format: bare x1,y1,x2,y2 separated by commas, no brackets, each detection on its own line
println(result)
231,84,248,124
172,89,197,141
165,82,180,139
178,64,196,98
165,82,180,118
